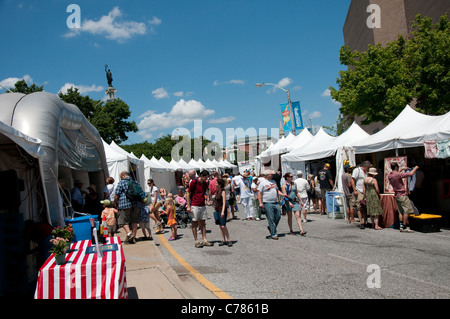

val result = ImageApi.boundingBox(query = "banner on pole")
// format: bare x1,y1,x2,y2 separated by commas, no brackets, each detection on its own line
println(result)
280,101,304,135
291,101,304,132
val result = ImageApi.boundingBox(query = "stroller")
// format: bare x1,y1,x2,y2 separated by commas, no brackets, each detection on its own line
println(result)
175,202,191,229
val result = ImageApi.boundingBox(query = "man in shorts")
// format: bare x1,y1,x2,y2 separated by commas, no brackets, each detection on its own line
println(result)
187,170,213,248
387,163,419,232
114,171,141,244
342,164,357,224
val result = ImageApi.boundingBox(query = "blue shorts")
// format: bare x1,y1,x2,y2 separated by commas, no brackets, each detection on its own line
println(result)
214,211,227,226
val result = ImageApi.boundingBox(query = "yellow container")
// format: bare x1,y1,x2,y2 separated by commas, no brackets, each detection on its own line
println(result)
409,214,442,219
409,214,442,232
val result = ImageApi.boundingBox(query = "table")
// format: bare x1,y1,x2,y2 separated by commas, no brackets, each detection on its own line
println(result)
379,194,398,228
34,236,127,299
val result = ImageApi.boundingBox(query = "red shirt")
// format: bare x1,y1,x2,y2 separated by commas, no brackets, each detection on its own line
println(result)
387,170,409,198
188,178,208,206
208,178,218,195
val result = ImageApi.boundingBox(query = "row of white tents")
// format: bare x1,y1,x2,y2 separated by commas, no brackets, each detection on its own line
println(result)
103,139,238,194
256,105,450,197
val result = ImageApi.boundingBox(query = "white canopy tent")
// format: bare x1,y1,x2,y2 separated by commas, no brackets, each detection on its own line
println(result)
109,141,146,189
280,128,335,175
282,122,369,163
188,159,203,170
352,105,450,154
148,156,177,194
176,158,199,171
103,140,130,187
139,154,168,193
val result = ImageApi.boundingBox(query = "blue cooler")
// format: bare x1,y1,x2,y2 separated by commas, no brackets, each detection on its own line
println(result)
65,215,97,242
326,191,341,213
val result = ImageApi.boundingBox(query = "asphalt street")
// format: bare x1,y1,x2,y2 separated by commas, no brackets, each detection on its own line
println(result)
156,203,450,299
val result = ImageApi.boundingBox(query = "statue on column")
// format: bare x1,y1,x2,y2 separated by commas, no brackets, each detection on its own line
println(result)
104,64,117,101
105,64,113,87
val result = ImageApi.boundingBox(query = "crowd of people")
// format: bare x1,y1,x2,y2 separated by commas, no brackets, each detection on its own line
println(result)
70,159,420,247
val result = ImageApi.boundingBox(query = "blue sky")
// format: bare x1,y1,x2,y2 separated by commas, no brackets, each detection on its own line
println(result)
0,0,352,146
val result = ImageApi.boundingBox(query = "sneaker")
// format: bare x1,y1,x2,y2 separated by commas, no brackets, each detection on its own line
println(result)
195,241,203,248
227,241,233,247
219,241,226,246
125,233,135,242
400,227,414,233
359,224,365,229
202,241,213,247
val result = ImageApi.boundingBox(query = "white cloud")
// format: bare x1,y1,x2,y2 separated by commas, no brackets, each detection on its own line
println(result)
0,74,33,90
137,99,215,138
322,89,341,105
59,83,104,95
266,77,293,94
208,116,236,124
152,87,169,99
214,79,245,86
65,7,158,42
302,110,322,120
148,17,162,26
321,89,331,97
309,111,322,119
278,77,292,88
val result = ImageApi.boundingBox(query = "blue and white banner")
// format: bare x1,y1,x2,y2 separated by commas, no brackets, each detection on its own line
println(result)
280,101,304,135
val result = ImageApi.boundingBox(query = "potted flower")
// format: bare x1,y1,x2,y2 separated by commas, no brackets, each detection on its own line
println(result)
52,224,74,242
50,237,70,265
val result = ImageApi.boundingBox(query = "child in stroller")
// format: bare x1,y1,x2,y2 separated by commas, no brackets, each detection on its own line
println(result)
175,187,191,228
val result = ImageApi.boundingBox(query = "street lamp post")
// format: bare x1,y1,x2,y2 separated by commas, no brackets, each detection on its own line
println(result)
256,82,295,135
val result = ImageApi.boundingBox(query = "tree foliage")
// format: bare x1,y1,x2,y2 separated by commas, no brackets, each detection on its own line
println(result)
122,134,219,163
330,14,450,125
7,79,44,94
58,88,137,144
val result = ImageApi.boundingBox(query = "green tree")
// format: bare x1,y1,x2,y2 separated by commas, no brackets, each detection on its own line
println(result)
58,87,97,121
122,134,218,162
8,79,44,94
58,87,138,144
90,98,138,144
330,14,450,125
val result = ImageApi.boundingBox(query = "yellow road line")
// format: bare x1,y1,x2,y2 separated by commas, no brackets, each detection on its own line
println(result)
158,234,232,299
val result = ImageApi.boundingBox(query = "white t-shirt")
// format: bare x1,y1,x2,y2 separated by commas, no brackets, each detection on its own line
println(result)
103,184,116,201
294,178,310,198
352,167,366,193
149,186,160,203
236,178,253,199
257,178,279,203
232,175,242,189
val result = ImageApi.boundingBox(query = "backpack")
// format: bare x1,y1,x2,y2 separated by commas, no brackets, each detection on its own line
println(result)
126,179,144,203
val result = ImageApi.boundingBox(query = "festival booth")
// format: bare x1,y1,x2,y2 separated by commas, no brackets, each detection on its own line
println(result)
148,156,177,194
281,123,369,218
0,92,128,299
0,120,49,297
175,158,199,172
139,154,168,193
351,105,450,228
108,141,145,190
222,159,239,174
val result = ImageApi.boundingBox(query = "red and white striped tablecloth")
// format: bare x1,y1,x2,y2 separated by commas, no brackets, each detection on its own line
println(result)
34,236,127,299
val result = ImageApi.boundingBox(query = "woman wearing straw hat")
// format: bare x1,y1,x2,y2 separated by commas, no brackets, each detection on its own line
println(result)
363,168,383,230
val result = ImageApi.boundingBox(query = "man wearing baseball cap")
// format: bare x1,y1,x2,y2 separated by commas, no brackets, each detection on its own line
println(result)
258,170,284,240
